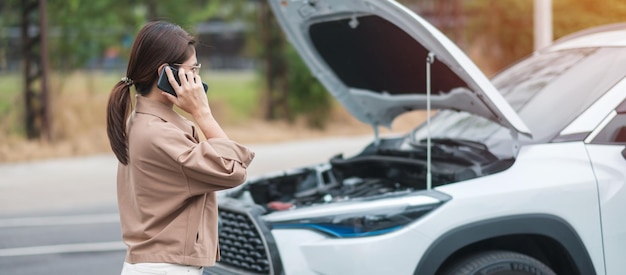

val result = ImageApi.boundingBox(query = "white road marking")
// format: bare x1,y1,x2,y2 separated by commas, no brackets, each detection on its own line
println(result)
0,241,126,257
0,214,119,228
0,214,124,256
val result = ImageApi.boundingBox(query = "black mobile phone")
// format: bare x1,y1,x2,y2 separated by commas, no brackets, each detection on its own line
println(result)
157,66,208,97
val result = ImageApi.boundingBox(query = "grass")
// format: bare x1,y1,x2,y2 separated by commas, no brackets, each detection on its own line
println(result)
0,69,259,133
0,74,20,114
203,70,260,123
0,70,264,162
0,73,23,135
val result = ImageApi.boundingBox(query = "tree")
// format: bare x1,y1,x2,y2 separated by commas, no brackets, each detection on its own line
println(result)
45,0,332,128
216,0,332,128
45,0,221,72
0,0,222,140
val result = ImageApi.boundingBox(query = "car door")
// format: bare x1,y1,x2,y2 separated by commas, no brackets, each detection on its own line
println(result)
585,97,626,275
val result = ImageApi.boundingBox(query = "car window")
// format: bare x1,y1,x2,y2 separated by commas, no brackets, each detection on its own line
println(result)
591,99,626,145
493,47,626,141
492,48,593,112
412,47,626,152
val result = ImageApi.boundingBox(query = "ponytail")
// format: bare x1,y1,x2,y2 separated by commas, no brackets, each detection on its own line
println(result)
106,21,197,165
106,82,132,165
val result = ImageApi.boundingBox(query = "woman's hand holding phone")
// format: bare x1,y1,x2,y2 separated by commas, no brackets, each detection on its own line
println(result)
161,66,212,119
161,65,228,139
157,66,208,97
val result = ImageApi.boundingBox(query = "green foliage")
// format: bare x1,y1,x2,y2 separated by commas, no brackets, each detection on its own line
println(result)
211,1,333,127
0,0,223,72
0,73,20,117
209,0,258,59
47,0,129,71
285,45,331,129
1,0,335,128
0,1,18,27
204,70,258,123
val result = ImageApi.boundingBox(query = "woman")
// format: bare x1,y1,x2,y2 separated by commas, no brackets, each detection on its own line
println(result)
106,21,255,275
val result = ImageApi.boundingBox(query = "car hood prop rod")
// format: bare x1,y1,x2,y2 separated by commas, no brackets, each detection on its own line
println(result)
426,52,435,190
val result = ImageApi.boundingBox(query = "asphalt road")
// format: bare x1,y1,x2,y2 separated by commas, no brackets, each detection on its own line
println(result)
0,135,372,275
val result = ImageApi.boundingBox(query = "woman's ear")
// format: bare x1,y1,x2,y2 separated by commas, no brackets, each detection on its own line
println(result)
157,63,168,76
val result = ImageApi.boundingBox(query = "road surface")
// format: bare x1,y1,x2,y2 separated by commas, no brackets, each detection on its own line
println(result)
0,135,373,274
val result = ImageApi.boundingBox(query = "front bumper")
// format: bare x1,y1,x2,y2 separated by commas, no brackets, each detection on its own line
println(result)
210,197,436,275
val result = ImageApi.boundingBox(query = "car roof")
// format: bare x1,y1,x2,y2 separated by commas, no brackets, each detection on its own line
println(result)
543,23,626,52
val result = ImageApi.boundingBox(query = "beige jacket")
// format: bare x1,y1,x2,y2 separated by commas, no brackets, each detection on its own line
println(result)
117,95,255,267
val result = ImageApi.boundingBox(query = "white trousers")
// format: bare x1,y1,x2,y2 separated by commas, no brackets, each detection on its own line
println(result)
121,262,204,275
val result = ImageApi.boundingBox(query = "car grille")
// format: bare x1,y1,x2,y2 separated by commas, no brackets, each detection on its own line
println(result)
216,202,282,275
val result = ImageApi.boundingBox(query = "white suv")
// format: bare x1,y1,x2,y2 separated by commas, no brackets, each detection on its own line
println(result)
206,1,626,274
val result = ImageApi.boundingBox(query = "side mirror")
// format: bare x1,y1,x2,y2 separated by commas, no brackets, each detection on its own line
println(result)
622,147,626,160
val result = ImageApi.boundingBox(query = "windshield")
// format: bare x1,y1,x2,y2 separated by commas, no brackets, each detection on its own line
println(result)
411,47,626,157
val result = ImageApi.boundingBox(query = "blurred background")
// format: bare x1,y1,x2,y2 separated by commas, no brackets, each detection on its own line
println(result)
1,0,626,163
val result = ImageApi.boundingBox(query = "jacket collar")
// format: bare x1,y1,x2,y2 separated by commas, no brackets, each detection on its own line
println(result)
134,95,194,136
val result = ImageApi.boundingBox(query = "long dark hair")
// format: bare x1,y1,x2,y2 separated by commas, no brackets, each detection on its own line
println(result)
106,21,196,165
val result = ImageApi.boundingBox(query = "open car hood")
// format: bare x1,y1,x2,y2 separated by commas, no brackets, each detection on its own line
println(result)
269,0,532,137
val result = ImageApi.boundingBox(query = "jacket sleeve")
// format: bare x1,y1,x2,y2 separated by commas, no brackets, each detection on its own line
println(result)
153,123,255,195
179,137,255,195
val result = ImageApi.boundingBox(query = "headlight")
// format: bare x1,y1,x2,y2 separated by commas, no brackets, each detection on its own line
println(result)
265,192,449,238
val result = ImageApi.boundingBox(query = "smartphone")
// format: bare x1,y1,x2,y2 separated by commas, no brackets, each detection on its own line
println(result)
157,66,208,97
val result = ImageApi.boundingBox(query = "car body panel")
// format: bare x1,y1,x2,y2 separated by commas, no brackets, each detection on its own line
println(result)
586,145,626,275
208,2,626,275
433,142,605,274
548,27,626,51
268,0,531,137
259,142,604,275
271,230,326,275
414,214,597,275
547,22,626,49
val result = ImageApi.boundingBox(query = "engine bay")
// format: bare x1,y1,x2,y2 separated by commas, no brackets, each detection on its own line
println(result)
229,137,514,212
